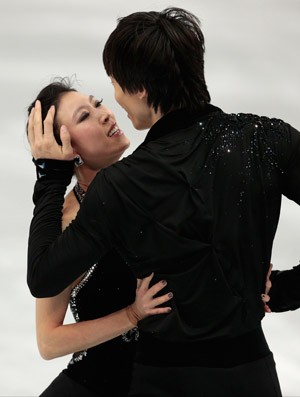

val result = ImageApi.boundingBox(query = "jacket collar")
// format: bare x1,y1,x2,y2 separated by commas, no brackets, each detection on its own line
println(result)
143,104,222,145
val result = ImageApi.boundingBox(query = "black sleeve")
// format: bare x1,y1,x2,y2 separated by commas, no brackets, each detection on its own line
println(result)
27,159,111,297
264,121,300,311
275,121,300,204
268,266,300,312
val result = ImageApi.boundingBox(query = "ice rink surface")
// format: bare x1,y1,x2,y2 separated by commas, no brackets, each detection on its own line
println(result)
0,0,299,395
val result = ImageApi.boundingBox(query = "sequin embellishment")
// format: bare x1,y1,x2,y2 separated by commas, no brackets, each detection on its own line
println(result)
69,264,97,364
69,181,137,366
70,264,97,322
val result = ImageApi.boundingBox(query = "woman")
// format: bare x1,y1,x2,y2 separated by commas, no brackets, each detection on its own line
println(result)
27,77,173,396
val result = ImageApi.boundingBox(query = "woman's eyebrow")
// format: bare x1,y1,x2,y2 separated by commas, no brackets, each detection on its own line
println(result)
72,95,95,121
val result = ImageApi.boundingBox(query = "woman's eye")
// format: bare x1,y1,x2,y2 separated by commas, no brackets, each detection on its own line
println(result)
95,99,103,108
79,112,89,122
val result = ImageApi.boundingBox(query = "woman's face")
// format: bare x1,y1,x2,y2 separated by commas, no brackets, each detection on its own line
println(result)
56,91,130,170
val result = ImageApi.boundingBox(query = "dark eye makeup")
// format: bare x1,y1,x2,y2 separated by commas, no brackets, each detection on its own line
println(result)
78,99,103,122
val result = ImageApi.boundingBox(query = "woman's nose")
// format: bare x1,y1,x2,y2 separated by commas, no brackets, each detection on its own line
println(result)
99,108,113,124
99,113,109,123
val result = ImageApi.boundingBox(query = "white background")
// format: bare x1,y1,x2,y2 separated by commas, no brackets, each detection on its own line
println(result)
0,0,299,395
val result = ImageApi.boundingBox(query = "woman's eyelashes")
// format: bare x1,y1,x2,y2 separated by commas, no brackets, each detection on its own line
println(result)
78,99,103,122
95,99,103,107
79,112,89,122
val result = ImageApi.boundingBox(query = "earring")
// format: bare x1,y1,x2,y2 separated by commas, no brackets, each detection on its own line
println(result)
74,155,84,167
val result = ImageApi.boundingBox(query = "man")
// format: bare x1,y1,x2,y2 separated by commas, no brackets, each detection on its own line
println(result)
27,7,300,396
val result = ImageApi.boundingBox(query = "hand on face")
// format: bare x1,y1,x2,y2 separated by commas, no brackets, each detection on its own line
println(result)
28,100,75,161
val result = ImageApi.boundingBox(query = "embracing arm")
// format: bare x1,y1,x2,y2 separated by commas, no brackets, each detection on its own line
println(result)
27,102,109,297
268,266,300,312
269,122,300,312
262,121,300,313
261,265,300,313
27,160,108,297
36,273,172,360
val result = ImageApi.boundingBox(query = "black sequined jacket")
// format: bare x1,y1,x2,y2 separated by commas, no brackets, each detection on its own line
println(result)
28,104,300,351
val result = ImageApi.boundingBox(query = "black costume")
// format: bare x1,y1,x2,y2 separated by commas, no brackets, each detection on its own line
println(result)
28,105,300,396
39,185,137,397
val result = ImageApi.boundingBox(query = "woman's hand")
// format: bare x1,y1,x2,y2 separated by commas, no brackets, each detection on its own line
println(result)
28,100,74,161
126,273,173,326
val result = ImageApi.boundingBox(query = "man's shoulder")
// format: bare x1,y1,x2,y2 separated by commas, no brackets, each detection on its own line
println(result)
209,111,292,139
213,110,285,126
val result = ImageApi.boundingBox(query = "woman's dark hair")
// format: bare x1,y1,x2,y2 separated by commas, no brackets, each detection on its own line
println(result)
103,7,211,114
27,76,77,144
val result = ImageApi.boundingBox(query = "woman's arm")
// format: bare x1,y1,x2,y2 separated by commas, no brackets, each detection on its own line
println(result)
36,183,172,360
36,273,172,360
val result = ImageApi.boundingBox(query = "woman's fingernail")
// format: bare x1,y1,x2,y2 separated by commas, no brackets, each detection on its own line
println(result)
167,307,172,312
168,292,173,298
161,280,167,286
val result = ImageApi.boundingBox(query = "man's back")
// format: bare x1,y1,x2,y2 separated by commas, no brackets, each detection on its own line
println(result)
87,105,300,341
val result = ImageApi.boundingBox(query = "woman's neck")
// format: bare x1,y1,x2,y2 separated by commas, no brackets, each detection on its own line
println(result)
75,166,99,191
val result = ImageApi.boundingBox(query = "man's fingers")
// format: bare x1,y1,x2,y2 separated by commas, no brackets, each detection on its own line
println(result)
261,293,270,303
267,263,273,277
27,101,75,160
265,280,272,295
27,108,35,145
43,106,55,139
264,263,273,295
60,125,74,158
33,100,44,139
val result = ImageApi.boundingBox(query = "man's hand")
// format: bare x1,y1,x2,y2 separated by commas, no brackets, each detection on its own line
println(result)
28,100,74,161
261,263,272,313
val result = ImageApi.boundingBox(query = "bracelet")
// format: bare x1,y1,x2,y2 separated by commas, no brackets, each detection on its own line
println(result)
33,158,75,181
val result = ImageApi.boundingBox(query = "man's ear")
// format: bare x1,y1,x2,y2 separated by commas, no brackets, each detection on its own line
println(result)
138,89,147,99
